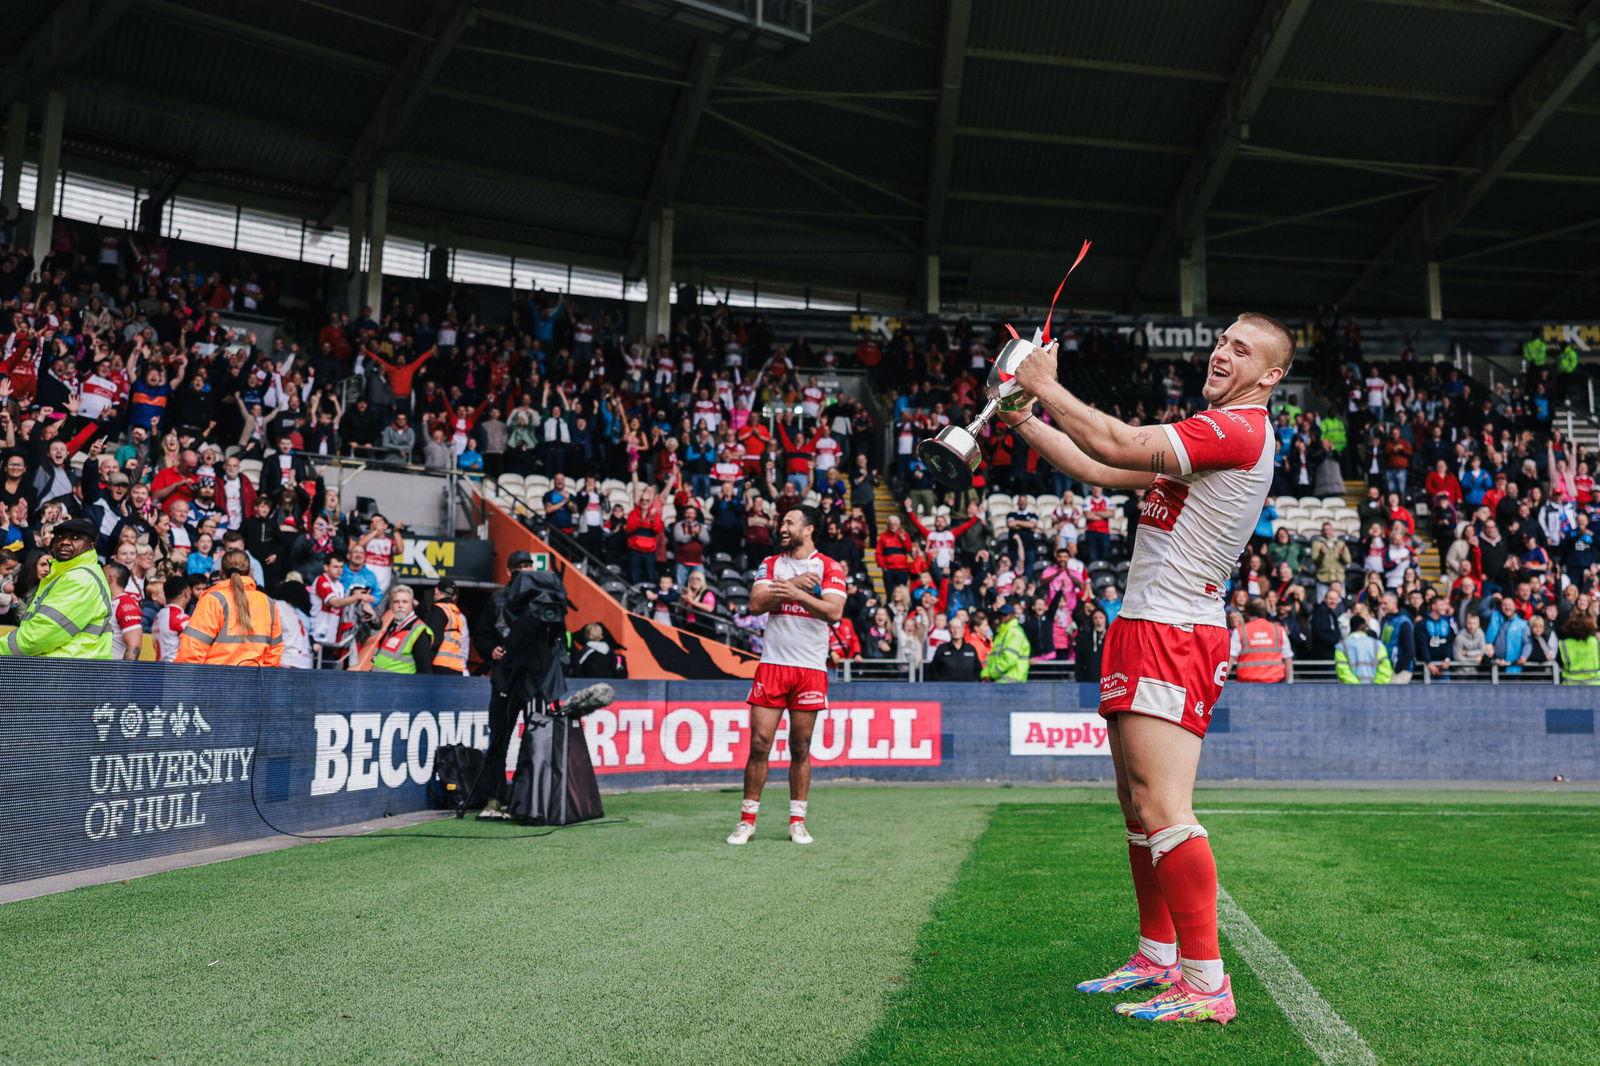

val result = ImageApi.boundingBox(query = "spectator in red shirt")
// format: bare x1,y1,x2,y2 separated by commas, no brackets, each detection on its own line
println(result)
1423,459,1462,507
1385,492,1415,535
625,487,665,585
1083,485,1113,563
876,515,914,594
151,449,202,515
828,616,862,667
1381,427,1412,497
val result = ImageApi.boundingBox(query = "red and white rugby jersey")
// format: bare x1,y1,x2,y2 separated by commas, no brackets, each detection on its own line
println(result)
802,385,824,410
814,435,840,470
78,373,120,419
925,528,957,568
693,398,721,428
310,572,343,643
365,535,394,572
110,590,143,658
753,549,847,670
1124,405,1274,628
153,604,189,661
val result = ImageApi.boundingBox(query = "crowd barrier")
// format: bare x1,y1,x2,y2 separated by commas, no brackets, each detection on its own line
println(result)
2,663,1593,888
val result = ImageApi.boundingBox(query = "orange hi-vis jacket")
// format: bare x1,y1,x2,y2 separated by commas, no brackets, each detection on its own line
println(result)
1234,618,1288,683
431,601,468,674
176,577,284,667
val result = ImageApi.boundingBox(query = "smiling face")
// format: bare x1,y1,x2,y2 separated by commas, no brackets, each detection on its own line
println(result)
1203,316,1291,406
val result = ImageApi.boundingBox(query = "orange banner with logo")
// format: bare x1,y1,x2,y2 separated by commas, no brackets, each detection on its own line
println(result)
484,502,757,681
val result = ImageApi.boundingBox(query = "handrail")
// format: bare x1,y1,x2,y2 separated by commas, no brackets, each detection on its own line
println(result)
838,657,1567,684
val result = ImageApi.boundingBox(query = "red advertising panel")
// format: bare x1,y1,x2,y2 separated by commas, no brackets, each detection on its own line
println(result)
579,701,942,774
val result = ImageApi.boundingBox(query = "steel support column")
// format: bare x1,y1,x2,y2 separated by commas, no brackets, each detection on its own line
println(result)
28,91,64,279
365,168,388,315
1426,261,1443,320
645,208,674,339
346,179,367,315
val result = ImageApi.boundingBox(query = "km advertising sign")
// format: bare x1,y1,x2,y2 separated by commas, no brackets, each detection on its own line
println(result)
580,700,942,773
392,537,495,583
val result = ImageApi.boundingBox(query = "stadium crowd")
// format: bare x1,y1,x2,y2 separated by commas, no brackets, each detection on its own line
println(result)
0,221,1596,682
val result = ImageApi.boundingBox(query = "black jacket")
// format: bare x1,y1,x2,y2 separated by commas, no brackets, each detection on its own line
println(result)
1075,626,1107,682
928,638,981,682
569,639,627,679
1309,604,1343,660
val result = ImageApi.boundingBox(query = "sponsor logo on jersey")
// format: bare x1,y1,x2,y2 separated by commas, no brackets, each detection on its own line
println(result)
1193,413,1226,439
1100,671,1129,701
1139,477,1191,533
1217,408,1255,430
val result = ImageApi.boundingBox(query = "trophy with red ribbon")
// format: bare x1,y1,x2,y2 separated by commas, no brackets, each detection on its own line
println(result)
917,240,1092,490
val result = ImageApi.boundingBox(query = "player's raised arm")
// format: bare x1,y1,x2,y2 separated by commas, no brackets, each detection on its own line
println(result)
999,405,1155,491
1013,343,1175,476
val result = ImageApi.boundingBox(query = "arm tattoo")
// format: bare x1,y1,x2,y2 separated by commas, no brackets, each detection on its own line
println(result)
1149,450,1167,473
1132,430,1154,447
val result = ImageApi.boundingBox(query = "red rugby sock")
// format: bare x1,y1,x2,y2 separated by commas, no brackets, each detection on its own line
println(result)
1126,821,1176,945
1150,831,1220,963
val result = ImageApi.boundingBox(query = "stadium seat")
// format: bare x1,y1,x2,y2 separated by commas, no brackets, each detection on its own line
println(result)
1321,496,1346,509
600,479,626,494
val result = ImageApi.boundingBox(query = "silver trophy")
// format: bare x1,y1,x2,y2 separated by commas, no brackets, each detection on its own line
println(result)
917,330,1041,490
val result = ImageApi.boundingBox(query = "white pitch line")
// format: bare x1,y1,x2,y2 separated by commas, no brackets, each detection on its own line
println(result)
1197,808,1583,816
1217,886,1377,1066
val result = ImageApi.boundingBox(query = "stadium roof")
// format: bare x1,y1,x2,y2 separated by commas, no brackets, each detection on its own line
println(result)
9,0,1600,316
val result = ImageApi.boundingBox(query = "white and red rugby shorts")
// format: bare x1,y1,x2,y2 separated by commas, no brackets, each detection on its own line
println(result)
1098,617,1230,739
747,662,829,712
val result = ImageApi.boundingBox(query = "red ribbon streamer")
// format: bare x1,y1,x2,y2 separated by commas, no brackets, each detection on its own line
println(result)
1041,238,1092,345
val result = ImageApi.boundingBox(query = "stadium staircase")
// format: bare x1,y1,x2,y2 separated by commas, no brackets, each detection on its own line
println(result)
866,477,897,589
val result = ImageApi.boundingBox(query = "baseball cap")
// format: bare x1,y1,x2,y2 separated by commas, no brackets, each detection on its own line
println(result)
105,471,130,486
507,550,534,569
995,601,1016,616
436,578,459,595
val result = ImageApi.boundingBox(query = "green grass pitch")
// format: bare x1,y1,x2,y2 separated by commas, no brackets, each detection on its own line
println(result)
4,786,1597,1065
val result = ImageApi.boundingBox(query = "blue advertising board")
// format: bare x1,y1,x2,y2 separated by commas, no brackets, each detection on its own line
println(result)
2,663,1593,889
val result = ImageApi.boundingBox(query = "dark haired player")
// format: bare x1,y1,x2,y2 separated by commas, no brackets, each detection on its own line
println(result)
727,505,845,846
1002,313,1295,1024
